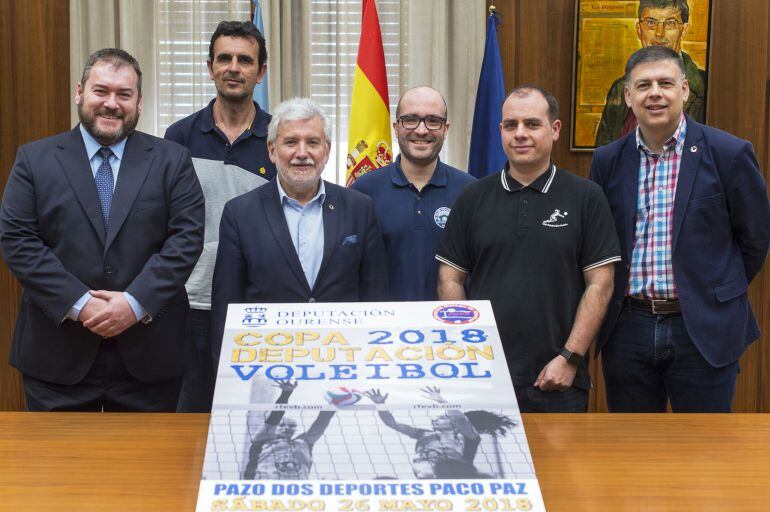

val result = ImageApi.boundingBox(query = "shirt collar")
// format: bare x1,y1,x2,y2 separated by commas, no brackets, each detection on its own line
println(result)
201,98,269,138
276,177,326,207
500,163,556,194
635,113,687,156
79,123,127,161
390,155,448,188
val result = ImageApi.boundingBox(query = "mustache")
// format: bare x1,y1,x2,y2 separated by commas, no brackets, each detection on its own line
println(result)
223,73,244,82
97,107,124,119
290,158,315,166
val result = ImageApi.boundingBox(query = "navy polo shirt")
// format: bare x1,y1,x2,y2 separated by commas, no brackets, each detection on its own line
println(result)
164,99,276,180
164,99,274,310
352,156,474,300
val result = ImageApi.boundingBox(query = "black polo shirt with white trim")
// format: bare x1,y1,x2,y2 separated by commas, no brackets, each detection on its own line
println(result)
437,165,621,389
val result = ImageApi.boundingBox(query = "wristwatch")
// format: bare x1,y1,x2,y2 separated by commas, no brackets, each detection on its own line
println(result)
560,347,584,366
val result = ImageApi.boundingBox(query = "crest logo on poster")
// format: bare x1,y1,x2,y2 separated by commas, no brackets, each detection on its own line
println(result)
242,306,268,327
432,304,480,324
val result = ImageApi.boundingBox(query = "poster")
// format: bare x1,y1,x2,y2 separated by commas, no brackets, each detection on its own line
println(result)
196,301,546,511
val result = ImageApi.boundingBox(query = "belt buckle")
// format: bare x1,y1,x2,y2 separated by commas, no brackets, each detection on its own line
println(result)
650,299,666,314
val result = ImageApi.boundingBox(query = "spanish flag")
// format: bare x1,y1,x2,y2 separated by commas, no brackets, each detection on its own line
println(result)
346,0,392,186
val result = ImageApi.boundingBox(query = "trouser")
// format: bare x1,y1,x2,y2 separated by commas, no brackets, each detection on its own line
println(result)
602,306,739,412
24,340,181,412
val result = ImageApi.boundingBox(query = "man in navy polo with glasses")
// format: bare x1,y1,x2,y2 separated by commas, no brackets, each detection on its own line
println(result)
352,86,474,301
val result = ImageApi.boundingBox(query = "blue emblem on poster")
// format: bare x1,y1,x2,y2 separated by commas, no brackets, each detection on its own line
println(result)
433,304,480,324
242,306,268,327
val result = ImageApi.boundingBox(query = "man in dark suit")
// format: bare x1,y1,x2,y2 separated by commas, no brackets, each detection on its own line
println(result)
590,46,770,412
211,97,387,362
0,48,205,411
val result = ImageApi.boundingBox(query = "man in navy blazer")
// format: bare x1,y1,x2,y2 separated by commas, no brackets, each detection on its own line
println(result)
590,46,770,412
0,49,204,411
211,98,388,362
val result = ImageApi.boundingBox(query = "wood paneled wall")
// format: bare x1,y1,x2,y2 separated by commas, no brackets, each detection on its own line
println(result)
0,0,70,410
490,0,770,412
0,0,767,412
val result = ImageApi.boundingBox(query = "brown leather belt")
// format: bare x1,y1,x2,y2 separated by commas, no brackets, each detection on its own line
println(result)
625,297,681,315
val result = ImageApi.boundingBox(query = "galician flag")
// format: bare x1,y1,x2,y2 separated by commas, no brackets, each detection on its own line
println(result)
346,0,393,186
252,0,269,112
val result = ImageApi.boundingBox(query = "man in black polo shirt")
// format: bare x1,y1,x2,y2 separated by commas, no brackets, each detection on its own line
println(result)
436,86,620,412
164,21,276,412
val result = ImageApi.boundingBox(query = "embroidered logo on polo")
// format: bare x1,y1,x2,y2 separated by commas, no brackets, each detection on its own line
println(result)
542,209,568,228
434,207,451,228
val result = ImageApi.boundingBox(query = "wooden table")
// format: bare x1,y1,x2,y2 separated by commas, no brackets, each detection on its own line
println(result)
0,413,768,511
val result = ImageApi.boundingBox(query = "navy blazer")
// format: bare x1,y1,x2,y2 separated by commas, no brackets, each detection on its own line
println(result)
0,127,205,384
211,179,388,360
590,117,770,367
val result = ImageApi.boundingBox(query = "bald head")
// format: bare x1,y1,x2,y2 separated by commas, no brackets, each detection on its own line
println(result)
396,86,448,119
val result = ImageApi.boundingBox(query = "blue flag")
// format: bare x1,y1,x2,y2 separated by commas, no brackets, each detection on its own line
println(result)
252,0,269,112
468,13,507,178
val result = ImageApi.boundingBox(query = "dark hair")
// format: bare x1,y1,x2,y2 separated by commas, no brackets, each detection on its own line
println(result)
465,410,517,436
505,85,559,121
395,85,448,119
209,20,267,68
638,0,690,24
81,48,142,94
624,45,686,84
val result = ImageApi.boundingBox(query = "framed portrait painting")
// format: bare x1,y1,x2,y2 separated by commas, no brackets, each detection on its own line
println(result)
570,0,712,151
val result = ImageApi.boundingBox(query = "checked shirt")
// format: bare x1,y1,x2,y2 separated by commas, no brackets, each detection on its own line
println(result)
628,114,687,299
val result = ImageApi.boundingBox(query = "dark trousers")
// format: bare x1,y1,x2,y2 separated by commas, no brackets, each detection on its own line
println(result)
23,340,181,412
176,308,216,412
513,385,589,413
602,307,739,412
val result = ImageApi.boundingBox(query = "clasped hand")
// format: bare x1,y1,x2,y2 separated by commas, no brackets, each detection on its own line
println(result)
78,290,138,338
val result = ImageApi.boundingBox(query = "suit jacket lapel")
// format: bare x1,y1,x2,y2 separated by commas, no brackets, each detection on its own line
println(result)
104,133,154,251
262,181,311,293
55,128,106,242
672,119,703,251
620,136,640,261
314,183,339,291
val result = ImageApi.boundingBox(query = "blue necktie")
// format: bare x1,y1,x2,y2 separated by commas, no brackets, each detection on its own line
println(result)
96,147,114,231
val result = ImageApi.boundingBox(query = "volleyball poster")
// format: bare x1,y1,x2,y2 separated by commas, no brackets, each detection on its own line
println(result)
196,301,546,511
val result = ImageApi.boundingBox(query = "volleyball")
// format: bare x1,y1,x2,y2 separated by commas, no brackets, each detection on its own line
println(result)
324,386,363,407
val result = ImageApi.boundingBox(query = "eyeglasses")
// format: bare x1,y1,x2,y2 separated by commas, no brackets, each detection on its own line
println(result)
640,17,684,31
397,115,446,130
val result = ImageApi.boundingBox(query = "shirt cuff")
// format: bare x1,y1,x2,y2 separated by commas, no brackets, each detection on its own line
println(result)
124,292,150,323
65,292,92,322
